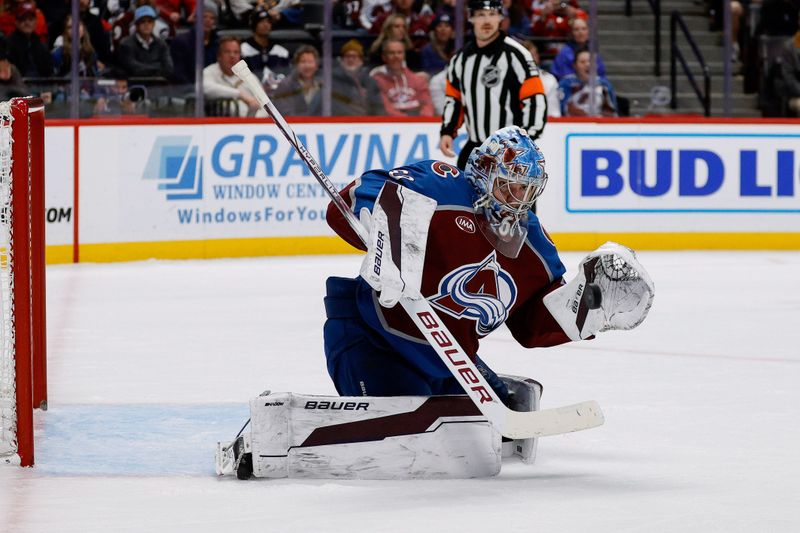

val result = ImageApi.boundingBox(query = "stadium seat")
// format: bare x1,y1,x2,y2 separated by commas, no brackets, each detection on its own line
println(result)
204,98,240,117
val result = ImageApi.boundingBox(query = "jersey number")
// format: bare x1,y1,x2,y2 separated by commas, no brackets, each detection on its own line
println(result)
388,168,414,181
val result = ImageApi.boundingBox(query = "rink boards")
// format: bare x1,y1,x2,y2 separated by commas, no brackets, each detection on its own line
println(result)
42,117,800,263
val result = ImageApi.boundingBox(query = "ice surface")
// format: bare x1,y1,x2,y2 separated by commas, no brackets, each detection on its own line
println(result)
1,251,799,532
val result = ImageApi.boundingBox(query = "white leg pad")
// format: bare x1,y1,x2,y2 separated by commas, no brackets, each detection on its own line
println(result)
249,392,501,479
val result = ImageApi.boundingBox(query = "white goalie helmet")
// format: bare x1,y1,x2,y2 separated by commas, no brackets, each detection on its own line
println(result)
465,126,548,258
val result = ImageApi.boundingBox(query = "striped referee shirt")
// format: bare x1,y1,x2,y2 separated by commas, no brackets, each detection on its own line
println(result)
441,33,547,143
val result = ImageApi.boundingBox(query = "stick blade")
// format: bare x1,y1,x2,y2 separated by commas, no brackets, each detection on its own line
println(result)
503,400,605,439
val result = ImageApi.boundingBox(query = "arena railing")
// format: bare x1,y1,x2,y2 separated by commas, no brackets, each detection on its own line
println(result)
625,0,662,77
670,11,711,116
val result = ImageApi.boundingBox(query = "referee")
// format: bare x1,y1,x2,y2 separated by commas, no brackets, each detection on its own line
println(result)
439,0,548,169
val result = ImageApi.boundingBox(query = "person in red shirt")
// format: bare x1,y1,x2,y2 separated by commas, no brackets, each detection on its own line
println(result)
154,0,195,35
370,39,434,116
530,0,586,42
0,0,47,44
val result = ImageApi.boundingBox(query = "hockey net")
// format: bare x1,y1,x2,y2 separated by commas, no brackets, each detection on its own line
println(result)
0,97,47,468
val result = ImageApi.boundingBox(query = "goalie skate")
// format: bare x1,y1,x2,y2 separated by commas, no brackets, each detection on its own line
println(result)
215,435,253,480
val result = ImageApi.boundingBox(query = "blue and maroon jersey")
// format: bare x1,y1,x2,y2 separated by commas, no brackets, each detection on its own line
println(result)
327,159,571,379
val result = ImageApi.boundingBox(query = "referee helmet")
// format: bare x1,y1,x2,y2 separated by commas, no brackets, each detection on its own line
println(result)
468,0,502,13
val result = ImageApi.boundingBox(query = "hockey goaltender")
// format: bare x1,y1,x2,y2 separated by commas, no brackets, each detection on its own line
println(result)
216,126,654,480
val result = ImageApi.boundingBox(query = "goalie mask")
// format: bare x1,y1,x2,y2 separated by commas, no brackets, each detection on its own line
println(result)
465,126,548,258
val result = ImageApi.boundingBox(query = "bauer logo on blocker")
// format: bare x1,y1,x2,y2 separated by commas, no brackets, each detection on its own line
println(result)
143,136,203,200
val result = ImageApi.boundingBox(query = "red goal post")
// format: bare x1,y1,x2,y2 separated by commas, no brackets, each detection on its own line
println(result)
0,97,47,468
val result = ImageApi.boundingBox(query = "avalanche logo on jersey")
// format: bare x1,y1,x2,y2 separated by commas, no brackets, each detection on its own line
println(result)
430,252,517,336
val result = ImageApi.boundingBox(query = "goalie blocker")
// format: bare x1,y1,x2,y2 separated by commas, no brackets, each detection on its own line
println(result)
216,375,542,480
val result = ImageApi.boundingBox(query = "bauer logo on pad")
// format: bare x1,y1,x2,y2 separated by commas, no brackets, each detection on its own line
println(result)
142,136,203,201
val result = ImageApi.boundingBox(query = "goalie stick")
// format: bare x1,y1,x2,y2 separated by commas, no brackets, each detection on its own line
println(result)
231,60,604,439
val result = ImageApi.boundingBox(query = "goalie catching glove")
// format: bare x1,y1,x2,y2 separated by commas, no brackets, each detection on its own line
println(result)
359,181,437,308
544,242,655,341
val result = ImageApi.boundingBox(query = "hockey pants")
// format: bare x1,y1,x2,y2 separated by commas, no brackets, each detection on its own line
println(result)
323,276,509,403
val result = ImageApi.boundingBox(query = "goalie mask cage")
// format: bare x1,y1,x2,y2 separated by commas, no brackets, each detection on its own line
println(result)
0,97,47,468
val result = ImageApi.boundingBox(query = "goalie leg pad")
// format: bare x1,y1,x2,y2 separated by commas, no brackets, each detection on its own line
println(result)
243,392,501,479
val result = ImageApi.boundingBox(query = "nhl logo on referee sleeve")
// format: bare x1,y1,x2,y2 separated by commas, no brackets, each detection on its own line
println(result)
480,65,501,87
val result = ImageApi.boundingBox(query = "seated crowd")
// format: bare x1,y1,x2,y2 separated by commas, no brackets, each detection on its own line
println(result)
0,0,619,117
700,0,800,117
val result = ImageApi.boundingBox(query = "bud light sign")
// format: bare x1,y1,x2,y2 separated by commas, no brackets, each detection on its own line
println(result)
565,132,800,213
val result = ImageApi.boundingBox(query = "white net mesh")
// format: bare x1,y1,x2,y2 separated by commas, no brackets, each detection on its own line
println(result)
0,100,17,460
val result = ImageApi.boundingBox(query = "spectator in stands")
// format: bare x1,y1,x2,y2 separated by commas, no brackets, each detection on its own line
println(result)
709,0,749,57
368,13,421,70
271,45,322,116
241,6,290,90
531,0,587,41
203,35,263,116
370,0,434,50
217,0,303,30
219,0,298,28
7,2,52,76
550,17,605,79
370,39,434,116
154,0,195,36
117,5,174,78
101,0,127,23
51,14,100,76
111,0,172,51
434,0,456,18
0,49,28,99
204,0,239,28
259,0,305,30
420,13,454,75
93,77,148,115
331,38,385,115
359,0,390,31
558,48,617,116
170,0,219,84
502,0,531,37
524,40,561,116
0,0,47,43
333,0,364,30
38,0,69,46
756,0,799,37
79,0,114,65
360,0,392,31
773,30,800,115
